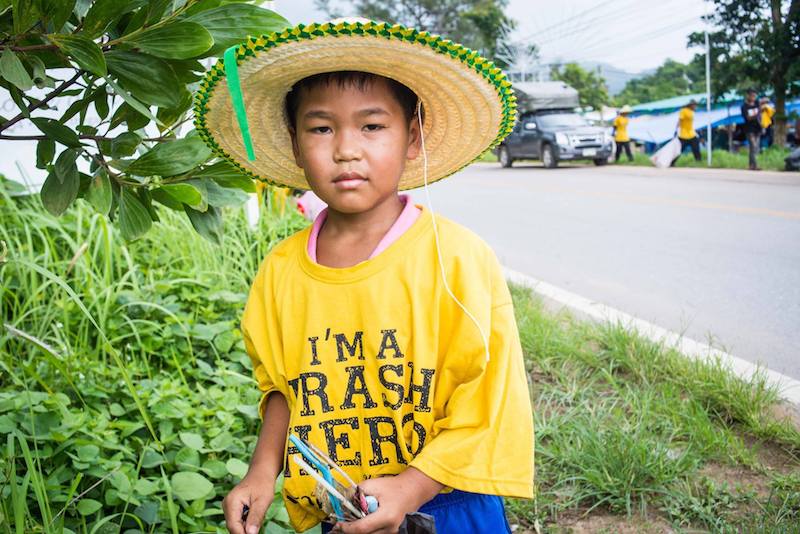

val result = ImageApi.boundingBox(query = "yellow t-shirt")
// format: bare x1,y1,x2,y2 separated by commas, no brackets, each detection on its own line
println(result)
613,115,630,142
678,107,696,139
241,209,535,532
761,105,775,128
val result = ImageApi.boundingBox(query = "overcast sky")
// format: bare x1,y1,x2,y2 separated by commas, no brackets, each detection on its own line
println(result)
270,0,711,73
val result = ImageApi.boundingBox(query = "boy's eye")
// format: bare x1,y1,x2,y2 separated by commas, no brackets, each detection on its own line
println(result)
310,126,331,134
364,124,385,132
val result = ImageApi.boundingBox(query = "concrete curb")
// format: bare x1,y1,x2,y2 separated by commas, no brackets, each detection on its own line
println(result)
504,267,800,405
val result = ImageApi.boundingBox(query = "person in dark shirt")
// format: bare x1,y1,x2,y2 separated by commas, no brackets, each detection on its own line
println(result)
741,88,761,170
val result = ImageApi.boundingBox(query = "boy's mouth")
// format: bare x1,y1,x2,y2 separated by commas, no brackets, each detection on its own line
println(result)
333,172,367,190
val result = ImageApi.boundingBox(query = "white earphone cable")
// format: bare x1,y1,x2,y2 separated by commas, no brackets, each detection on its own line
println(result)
416,102,490,362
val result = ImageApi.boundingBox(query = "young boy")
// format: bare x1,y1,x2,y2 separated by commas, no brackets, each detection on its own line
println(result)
194,19,534,534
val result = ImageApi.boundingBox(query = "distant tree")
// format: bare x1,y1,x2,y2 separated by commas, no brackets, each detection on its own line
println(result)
315,0,515,62
688,0,800,147
0,1,288,241
549,62,609,110
614,59,703,106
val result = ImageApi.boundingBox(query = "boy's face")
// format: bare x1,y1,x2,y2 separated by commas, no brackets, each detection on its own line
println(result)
289,78,420,214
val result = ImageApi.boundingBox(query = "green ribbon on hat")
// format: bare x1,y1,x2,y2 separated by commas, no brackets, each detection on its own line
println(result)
224,45,256,161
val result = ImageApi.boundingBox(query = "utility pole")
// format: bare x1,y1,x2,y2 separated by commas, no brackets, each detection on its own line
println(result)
705,30,712,167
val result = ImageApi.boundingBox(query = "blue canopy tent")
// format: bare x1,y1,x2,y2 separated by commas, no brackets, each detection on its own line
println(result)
626,98,800,147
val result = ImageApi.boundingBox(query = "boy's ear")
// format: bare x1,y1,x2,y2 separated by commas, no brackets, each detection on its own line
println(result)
289,127,304,168
406,118,421,161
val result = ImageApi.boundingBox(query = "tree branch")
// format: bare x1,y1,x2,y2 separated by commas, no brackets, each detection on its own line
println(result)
0,44,59,52
0,70,84,133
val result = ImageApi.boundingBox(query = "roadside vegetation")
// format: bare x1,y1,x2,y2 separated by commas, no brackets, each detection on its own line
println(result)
2,177,799,533
508,284,800,533
480,146,793,172
618,147,792,173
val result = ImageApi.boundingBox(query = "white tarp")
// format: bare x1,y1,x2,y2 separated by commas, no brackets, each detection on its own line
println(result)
514,81,579,112
650,137,681,168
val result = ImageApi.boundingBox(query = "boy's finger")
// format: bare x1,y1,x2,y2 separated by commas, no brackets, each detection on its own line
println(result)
335,511,395,534
222,496,247,534
244,496,272,534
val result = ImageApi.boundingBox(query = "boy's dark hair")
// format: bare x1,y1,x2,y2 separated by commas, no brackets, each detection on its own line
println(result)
284,71,421,130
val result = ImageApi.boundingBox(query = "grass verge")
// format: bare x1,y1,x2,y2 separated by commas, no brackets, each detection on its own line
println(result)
508,284,800,532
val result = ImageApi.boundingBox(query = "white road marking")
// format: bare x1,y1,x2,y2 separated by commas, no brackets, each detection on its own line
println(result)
504,267,800,405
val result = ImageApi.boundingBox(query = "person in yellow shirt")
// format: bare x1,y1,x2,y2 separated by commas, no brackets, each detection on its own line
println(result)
676,99,701,162
195,19,534,534
613,105,634,162
760,97,775,147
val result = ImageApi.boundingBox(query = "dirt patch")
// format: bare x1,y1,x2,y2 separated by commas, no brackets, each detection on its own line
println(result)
515,510,676,533
697,462,771,499
765,402,800,433
742,434,800,472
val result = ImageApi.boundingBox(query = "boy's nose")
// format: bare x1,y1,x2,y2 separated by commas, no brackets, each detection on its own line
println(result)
333,130,362,162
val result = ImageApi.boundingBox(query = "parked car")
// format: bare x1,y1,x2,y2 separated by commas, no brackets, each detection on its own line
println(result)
786,147,800,171
497,109,614,168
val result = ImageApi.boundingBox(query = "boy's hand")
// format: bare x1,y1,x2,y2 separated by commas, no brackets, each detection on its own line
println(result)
223,475,275,534
334,467,443,534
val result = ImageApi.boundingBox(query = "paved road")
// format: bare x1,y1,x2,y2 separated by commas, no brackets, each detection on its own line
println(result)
410,163,800,380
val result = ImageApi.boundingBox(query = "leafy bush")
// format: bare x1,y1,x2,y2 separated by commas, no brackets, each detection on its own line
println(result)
0,181,309,533
0,0,288,241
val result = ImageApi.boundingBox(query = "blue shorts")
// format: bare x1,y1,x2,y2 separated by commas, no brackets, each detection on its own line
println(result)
320,489,511,534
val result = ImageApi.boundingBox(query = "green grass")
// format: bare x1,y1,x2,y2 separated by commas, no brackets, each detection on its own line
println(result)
2,178,799,533
617,146,792,171
507,284,800,532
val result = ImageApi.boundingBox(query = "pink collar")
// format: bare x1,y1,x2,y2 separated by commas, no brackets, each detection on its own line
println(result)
307,194,422,263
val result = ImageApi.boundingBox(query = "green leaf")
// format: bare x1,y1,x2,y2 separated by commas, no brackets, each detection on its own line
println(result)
201,459,228,479
0,48,33,90
134,478,159,496
185,205,222,244
47,34,107,76
193,161,255,193
179,432,204,451
160,182,206,210
225,458,248,479
126,136,211,177
76,444,99,462
127,21,213,60
76,498,102,516
134,500,159,525
118,188,152,240
86,170,112,215
38,0,75,33
150,187,182,210
185,4,289,56
106,51,183,109
170,471,213,501
104,76,163,126
40,169,79,216
54,149,79,183
82,0,145,38
92,85,109,119
109,102,150,131
204,178,248,207
31,117,82,148
111,131,142,158
174,446,200,468
36,139,56,169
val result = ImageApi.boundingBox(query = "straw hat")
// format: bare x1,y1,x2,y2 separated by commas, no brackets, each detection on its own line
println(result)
619,105,632,114
194,20,517,190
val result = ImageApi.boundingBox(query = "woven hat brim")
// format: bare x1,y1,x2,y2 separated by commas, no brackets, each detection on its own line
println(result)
194,22,517,190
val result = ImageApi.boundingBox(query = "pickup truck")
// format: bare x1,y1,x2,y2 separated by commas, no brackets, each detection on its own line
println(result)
497,109,613,168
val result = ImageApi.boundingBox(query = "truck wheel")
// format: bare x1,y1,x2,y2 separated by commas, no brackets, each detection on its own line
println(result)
499,146,513,168
542,144,558,168
593,158,608,166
